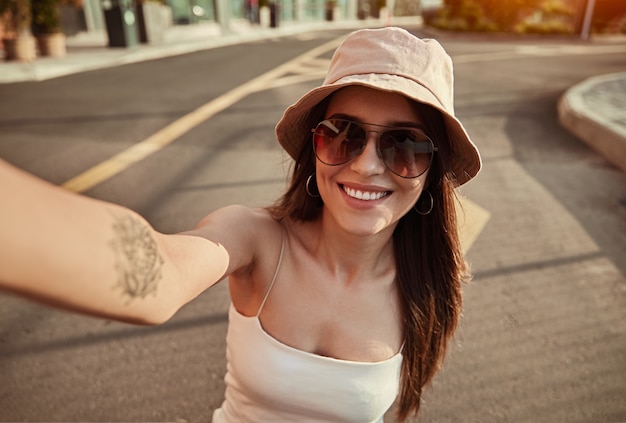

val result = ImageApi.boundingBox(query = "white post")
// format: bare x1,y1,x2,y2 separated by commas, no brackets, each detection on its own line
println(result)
384,0,394,25
581,0,596,41
216,0,231,33
346,0,357,20
294,0,302,21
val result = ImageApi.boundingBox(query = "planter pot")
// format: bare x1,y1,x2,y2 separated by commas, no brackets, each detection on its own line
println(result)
137,2,172,44
325,2,335,21
2,35,37,61
37,33,67,57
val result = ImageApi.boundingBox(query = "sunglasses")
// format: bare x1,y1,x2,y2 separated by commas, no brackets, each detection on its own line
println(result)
312,119,437,178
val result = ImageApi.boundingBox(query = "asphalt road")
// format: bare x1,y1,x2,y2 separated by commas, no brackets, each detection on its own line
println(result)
0,27,625,422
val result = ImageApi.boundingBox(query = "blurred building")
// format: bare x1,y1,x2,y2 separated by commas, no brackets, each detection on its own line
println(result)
68,0,424,36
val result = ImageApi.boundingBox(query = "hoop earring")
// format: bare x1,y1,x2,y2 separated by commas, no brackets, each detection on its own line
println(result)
306,174,320,198
414,190,433,216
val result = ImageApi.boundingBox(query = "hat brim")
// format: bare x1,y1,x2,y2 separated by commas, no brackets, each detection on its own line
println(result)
275,75,481,186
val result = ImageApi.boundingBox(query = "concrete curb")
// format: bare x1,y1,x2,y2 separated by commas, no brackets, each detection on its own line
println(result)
558,72,626,175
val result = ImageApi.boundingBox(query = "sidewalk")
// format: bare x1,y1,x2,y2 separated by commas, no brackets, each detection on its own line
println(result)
1,19,625,175
558,72,626,175
0,18,393,84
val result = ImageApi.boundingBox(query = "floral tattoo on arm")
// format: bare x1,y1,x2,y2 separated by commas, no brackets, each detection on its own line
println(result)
109,213,164,302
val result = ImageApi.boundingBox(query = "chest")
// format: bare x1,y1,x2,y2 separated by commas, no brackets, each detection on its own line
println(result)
230,253,404,363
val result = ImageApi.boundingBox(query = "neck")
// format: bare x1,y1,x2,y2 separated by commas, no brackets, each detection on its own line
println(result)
311,212,397,285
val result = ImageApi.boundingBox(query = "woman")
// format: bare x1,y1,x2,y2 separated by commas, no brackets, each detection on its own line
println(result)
0,27,481,422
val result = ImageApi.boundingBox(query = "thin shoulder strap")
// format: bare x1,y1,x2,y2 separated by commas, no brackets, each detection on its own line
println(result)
256,224,286,317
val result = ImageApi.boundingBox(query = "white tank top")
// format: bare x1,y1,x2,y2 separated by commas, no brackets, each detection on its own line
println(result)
212,229,403,423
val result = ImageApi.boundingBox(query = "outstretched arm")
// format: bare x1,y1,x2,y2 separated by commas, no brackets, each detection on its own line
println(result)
0,159,231,325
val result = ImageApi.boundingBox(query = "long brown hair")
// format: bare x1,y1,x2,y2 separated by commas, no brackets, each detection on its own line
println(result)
268,93,470,421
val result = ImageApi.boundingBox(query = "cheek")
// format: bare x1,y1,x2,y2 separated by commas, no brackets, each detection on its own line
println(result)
405,175,427,200
314,163,336,198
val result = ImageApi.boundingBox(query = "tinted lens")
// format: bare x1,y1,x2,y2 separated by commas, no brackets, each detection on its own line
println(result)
312,119,435,178
313,120,366,165
379,129,434,178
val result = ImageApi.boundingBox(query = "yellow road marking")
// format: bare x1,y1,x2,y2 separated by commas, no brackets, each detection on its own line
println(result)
60,35,491,254
456,196,491,254
62,35,345,193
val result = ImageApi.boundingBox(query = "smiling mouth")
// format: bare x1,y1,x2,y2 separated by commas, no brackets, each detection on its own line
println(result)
342,185,390,201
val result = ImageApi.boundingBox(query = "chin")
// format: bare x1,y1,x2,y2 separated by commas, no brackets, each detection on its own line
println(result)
337,214,396,238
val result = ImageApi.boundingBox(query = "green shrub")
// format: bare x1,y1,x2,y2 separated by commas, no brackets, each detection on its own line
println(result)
0,0,32,35
32,0,62,34
516,19,573,34
432,0,499,32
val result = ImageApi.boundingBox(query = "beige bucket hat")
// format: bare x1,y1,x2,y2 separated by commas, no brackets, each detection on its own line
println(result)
275,26,481,186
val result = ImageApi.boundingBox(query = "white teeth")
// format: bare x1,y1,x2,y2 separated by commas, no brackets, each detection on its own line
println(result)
343,186,388,201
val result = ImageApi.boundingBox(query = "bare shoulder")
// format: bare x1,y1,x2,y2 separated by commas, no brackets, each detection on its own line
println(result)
189,205,283,275
195,205,280,238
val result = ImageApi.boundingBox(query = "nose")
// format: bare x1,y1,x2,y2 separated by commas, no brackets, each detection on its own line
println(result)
349,131,385,176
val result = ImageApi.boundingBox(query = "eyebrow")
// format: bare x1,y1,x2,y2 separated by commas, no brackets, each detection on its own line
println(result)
327,113,427,131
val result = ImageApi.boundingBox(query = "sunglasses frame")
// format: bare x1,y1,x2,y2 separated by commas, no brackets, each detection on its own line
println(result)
311,118,438,179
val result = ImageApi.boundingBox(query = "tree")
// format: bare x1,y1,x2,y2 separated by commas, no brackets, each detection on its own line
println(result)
592,0,626,32
475,0,542,30
441,0,543,31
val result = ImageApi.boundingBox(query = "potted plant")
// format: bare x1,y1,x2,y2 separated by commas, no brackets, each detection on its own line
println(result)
31,0,65,57
0,0,37,61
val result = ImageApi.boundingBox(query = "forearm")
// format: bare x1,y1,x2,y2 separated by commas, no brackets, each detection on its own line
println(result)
0,159,191,325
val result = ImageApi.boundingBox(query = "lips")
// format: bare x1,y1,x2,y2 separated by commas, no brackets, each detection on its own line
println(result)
342,184,390,201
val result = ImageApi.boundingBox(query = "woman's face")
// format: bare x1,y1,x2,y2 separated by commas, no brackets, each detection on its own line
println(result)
315,86,431,237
